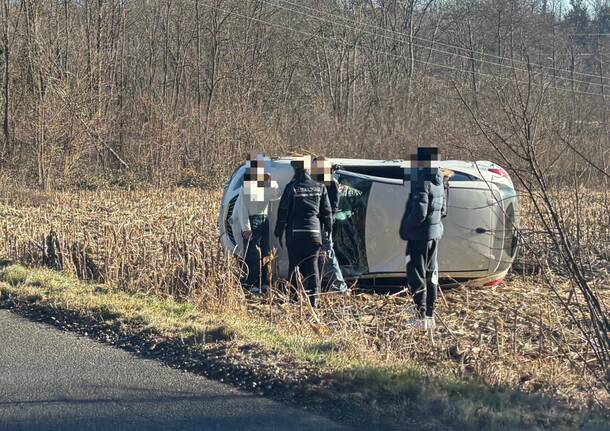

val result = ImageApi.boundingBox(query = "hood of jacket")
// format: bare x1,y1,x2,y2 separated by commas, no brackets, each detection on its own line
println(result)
413,167,443,190
431,167,443,186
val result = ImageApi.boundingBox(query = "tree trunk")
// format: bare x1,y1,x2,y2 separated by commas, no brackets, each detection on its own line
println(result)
1,0,11,160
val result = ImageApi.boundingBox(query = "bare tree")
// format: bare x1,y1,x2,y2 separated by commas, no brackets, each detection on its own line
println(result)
456,60,610,393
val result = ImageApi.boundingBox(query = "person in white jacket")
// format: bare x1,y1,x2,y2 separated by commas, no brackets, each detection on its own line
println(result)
234,155,281,292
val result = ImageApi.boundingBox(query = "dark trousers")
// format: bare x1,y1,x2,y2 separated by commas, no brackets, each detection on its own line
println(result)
287,235,321,306
244,215,270,288
406,239,439,318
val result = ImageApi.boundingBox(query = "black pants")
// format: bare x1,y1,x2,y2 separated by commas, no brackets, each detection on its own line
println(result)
287,235,321,307
244,215,270,288
406,239,439,318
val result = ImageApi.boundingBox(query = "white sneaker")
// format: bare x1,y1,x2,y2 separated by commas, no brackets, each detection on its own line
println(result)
424,316,436,330
406,317,426,330
425,316,436,344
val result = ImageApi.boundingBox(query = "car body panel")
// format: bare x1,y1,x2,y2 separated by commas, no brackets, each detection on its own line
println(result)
219,158,519,285
440,183,495,273
366,179,410,274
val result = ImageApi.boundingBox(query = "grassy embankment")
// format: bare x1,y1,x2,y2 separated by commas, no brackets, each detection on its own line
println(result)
0,261,607,431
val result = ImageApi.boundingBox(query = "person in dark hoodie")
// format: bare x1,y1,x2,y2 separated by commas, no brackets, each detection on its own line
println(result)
312,156,348,293
399,147,448,332
274,156,333,307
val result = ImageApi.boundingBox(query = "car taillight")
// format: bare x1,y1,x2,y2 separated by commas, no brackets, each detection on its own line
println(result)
488,168,509,178
484,278,504,287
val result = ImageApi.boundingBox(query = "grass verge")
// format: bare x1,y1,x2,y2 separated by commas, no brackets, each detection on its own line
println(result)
0,261,607,431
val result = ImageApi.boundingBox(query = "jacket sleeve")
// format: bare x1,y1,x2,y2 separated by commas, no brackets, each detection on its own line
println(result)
328,179,340,216
441,176,449,218
274,183,293,238
269,181,282,201
411,191,430,226
399,191,429,240
319,185,333,235
234,190,251,232
399,196,411,241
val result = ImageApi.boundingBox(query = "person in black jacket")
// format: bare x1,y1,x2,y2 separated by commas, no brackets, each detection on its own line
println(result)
312,157,348,293
274,157,333,307
399,147,448,332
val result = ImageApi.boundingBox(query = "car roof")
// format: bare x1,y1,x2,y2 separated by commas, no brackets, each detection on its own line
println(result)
272,158,498,178
266,157,514,188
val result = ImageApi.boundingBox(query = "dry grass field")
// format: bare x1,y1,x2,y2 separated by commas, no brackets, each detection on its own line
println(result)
0,182,608,429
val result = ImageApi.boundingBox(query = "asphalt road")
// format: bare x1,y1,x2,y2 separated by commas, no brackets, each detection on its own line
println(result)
0,309,352,431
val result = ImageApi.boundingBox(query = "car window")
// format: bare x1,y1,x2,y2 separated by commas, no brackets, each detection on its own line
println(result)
448,171,479,181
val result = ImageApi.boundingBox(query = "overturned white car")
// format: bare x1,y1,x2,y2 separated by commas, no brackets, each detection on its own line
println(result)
219,158,519,287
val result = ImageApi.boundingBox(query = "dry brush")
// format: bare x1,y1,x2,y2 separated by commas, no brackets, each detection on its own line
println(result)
0,185,607,411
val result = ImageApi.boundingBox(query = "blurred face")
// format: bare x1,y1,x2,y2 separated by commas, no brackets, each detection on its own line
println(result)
248,160,265,182
408,147,439,184
291,155,312,175
244,153,271,202
312,158,332,185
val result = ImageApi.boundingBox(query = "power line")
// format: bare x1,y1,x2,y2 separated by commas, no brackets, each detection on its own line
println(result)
272,0,610,83
277,0,610,82
201,2,606,99
259,0,607,89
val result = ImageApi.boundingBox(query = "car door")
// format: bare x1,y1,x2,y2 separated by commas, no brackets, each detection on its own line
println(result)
334,171,407,276
365,179,410,274
439,182,494,273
